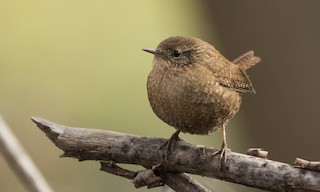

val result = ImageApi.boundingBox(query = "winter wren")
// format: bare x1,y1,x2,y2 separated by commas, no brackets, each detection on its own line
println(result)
143,36,260,161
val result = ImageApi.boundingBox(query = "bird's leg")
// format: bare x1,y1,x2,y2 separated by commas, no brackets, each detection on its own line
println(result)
213,125,229,164
160,130,181,162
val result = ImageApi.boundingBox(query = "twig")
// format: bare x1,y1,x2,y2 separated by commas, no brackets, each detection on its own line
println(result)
294,158,320,172
99,162,210,191
100,161,137,180
247,148,268,158
31,116,320,192
0,115,53,192
156,166,210,192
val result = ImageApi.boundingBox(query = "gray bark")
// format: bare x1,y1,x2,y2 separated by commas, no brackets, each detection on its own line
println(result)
32,117,320,192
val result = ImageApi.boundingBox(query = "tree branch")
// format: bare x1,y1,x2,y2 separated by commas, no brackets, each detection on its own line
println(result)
0,115,53,192
31,117,320,192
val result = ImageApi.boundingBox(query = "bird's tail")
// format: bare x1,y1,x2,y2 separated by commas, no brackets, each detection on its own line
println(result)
233,51,261,71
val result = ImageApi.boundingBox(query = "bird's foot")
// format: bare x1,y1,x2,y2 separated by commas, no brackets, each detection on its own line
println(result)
159,131,181,162
213,142,230,170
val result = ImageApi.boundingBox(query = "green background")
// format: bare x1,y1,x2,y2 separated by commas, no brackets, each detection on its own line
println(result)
2,1,320,192
0,1,244,191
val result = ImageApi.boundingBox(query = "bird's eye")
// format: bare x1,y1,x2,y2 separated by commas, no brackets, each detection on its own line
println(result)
173,50,181,58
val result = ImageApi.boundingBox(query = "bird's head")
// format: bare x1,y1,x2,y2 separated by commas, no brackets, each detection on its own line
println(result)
143,36,214,67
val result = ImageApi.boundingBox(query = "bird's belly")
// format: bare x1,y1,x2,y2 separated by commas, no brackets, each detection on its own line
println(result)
148,79,241,135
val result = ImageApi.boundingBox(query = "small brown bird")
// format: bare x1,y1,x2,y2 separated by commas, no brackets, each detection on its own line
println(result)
143,36,260,161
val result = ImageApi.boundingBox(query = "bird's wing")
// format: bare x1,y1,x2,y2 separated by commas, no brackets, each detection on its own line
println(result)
219,67,256,94
203,50,259,94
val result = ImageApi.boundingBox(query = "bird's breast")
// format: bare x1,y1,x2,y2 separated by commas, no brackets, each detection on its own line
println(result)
147,64,242,135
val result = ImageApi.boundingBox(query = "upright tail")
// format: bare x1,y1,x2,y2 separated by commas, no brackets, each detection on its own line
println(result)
233,51,261,71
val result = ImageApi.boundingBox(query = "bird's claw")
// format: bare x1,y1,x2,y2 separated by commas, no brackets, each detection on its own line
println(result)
159,139,174,162
159,131,181,162
213,143,230,170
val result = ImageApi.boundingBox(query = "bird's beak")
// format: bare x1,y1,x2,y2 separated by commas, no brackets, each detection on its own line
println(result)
142,48,160,55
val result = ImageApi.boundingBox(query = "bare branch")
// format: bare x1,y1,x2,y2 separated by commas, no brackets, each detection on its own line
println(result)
156,166,211,192
99,162,209,191
32,116,320,192
100,161,137,180
0,116,53,192
247,148,268,158
295,158,320,172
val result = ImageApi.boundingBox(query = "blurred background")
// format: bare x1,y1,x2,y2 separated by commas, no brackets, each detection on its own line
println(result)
1,0,319,191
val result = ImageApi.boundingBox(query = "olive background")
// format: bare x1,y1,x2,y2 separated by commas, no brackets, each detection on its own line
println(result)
1,1,319,191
